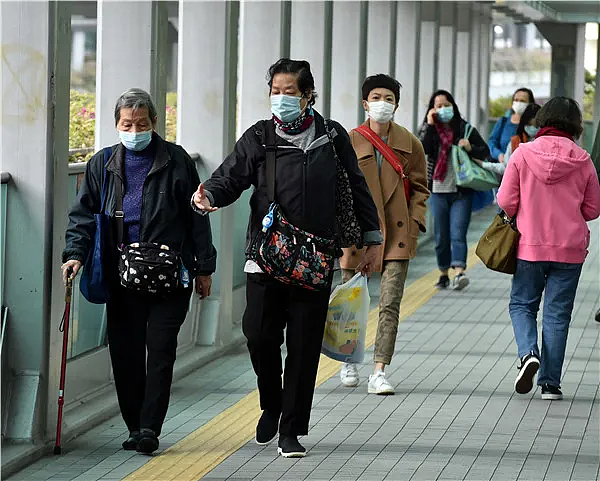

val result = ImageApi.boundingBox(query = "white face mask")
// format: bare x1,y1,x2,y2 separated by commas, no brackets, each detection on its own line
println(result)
512,101,528,116
367,101,395,124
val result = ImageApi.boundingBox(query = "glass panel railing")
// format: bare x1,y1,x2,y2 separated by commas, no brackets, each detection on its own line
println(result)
67,163,107,359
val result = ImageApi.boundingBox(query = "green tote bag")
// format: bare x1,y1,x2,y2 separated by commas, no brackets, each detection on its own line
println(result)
452,124,499,191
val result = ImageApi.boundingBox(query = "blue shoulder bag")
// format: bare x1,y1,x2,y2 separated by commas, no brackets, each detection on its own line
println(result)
79,147,112,304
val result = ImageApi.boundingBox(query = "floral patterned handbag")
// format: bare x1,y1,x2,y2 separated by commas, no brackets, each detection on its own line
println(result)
253,121,336,291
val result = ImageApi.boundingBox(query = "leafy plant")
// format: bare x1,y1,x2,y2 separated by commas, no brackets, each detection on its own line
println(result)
583,69,595,121
488,95,512,119
165,92,177,142
68,90,178,162
69,90,96,162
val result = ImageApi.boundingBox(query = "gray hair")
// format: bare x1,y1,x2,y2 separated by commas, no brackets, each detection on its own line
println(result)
114,88,157,125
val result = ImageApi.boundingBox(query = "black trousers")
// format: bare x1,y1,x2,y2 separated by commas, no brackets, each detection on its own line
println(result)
106,285,191,436
243,274,330,436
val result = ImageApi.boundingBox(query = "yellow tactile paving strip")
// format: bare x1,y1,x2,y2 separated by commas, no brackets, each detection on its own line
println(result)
124,247,481,481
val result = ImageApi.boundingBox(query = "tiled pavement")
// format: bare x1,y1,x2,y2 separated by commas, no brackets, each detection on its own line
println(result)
6,211,600,481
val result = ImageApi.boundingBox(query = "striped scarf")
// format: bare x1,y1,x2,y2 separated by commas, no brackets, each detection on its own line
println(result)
273,107,314,135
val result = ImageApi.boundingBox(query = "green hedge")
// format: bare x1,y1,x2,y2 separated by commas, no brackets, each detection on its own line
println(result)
69,90,177,162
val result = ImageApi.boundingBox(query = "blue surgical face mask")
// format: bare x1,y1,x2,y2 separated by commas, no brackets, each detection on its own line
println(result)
270,94,303,123
524,125,539,139
436,106,454,123
119,130,152,151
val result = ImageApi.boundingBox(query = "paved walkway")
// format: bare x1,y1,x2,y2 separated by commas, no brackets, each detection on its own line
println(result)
6,211,600,481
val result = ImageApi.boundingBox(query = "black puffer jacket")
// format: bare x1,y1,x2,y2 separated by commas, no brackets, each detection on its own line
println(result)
203,112,380,256
418,119,490,190
63,134,217,277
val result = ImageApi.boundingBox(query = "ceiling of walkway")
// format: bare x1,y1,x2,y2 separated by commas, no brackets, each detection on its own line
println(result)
494,1,600,23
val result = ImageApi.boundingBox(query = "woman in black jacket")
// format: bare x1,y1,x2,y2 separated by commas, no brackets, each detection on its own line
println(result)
61,89,217,454
418,90,490,291
193,58,382,458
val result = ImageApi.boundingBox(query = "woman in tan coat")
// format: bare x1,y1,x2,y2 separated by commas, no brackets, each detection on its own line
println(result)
340,74,430,394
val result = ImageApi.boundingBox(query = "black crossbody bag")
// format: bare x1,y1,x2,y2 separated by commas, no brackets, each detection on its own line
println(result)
252,120,337,291
114,178,181,294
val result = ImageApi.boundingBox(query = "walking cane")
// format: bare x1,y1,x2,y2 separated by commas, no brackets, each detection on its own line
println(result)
54,267,73,455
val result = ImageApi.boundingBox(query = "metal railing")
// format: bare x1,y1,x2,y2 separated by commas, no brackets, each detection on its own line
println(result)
1,172,11,440
487,118,596,153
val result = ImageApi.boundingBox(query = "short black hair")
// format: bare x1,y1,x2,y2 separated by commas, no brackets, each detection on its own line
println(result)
361,74,402,104
535,96,583,138
423,89,463,138
513,87,535,104
267,58,317,107
516,103,541,138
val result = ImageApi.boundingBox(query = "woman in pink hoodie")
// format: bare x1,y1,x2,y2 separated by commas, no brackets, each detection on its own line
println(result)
497,97,600,401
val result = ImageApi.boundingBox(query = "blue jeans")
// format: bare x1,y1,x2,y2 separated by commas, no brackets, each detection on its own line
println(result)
509,260,583,387
431,191,473,270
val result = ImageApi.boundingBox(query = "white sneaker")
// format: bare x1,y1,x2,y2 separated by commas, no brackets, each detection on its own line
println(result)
452,273,469,291
340,362,359,387
368,370,394,395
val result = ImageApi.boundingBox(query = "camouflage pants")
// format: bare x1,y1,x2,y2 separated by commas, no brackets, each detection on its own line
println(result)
342,260,409,365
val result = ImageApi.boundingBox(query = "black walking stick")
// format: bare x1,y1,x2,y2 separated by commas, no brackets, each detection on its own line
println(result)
54,267,73,455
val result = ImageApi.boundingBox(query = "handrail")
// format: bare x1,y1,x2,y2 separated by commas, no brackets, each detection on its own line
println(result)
68,163,87,175
0,172,11,185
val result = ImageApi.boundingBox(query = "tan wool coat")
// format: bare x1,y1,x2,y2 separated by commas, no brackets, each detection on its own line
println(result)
341,121,430,272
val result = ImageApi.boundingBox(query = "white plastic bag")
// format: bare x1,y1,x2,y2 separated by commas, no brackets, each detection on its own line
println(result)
321,273,369,363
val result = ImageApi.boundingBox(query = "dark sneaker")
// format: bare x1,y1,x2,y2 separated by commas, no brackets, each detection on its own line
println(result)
452,273,469,291
514,351,540,394
595,308,600,323
277,435,306,458
435,275,450,289
122,430,141,450
255,410,279,445
541,384,563,400
136,428,159,454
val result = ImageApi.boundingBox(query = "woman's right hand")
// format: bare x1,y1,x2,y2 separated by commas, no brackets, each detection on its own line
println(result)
193,183,218,213
498,154,505,164
426,108,437,126
61,260,82,285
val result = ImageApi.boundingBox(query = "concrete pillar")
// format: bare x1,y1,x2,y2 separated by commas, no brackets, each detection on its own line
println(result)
469,4,482,130
237,1,289,135
436,2,456,93
366,1,393,77
290,2,326,113
330,1,365,130
537,22,586,109
417,1,439,124
453,3,471,118
95,1,152,148
151,2,169,137
479,7,492,137
394,1,421,133
0,0,71,441
176,1,240,347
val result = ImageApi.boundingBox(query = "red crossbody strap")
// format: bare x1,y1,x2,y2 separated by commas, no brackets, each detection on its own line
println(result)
355,124,406,178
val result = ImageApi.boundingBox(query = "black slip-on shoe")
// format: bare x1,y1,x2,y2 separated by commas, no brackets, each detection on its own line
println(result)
136,428,159,454
255,411,279,445
122,430,141,450
277,435,306,458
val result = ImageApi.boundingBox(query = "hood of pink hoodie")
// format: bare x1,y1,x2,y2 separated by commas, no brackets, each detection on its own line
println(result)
519,136,591,184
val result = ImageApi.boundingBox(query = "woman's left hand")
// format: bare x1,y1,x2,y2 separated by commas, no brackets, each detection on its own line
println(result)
195,275,212,299
458,139,472,152
472,158,483,167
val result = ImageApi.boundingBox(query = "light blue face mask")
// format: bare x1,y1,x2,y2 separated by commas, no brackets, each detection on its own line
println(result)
119,130,152,151
270,94,303,123
436,106,454,123
524,125,539,139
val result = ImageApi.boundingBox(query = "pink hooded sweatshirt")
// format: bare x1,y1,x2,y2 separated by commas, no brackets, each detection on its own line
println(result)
497,136,600,264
